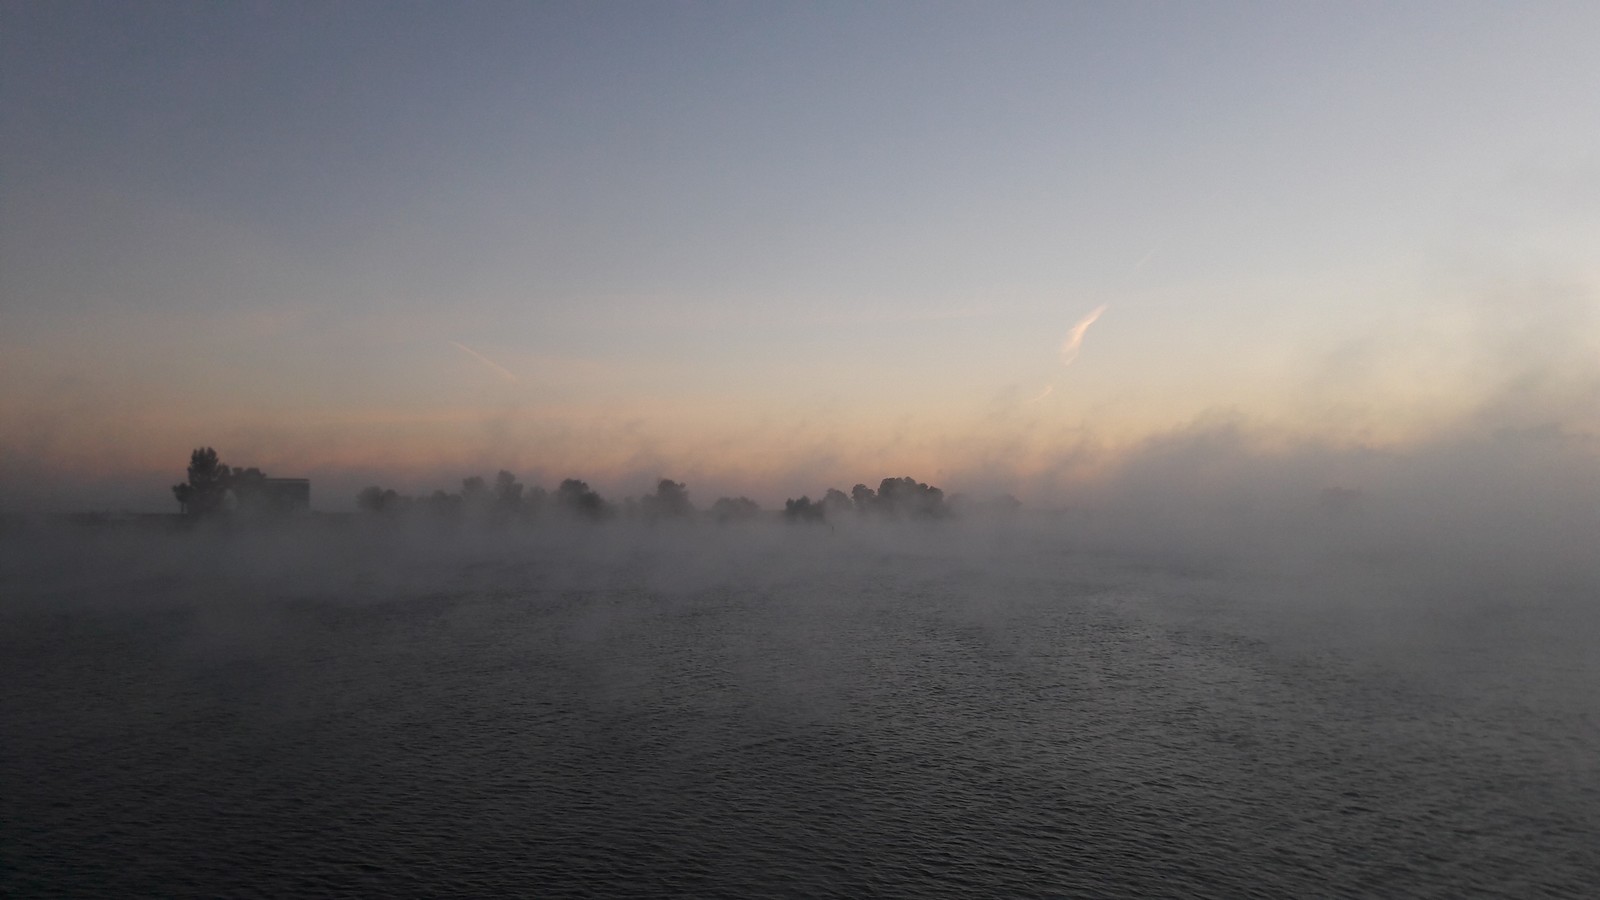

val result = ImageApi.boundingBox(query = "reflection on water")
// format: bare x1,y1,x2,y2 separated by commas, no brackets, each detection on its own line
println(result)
3,525,1597,897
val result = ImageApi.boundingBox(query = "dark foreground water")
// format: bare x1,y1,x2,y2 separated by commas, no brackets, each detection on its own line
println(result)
3,522,1597,897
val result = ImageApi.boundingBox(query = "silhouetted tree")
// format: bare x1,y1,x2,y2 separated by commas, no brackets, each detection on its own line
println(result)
710,496,761,523
641,479,693,520
356,485,408,515
851,483,877,514
876,474,947,515
171,448,300,517
784,496,825,522
494,470,523,510
875,476,947,518
821,488,853,519
426,489,462,518
173,447,232,515
461,475,489,508
557,478,606,519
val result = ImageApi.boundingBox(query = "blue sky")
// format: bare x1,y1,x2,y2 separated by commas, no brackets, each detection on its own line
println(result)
3,2,1597,509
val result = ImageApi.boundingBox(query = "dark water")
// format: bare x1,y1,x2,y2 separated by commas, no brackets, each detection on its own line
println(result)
3,524,1597,897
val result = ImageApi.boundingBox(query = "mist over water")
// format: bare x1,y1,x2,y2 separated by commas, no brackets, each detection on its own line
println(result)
7,3,1600,895
4,512,1596,897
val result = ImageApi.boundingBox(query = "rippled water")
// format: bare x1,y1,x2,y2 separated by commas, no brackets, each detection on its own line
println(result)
3,523,1597,897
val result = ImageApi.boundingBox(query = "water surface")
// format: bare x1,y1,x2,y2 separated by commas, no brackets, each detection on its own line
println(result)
3,523,1596,897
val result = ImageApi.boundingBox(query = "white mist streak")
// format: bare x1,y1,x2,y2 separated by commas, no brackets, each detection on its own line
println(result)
450,341,520,384
1060,305,1108,366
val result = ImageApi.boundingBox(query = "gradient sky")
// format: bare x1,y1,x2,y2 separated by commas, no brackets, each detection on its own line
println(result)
4,2,1598,510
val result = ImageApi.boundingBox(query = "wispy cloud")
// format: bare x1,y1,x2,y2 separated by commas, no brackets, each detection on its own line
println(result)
450,341,519,384
1060,304,1108,367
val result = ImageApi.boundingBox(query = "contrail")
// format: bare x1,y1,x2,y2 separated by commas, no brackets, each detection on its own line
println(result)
1059,304,1108,366
1024,384,1055,404
450,341,519,383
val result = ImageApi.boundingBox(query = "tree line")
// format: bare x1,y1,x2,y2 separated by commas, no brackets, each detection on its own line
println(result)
355,472,967,523
173,448,1019,522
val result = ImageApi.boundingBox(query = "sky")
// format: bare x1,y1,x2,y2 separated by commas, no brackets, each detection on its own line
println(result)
3,1,1598,511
